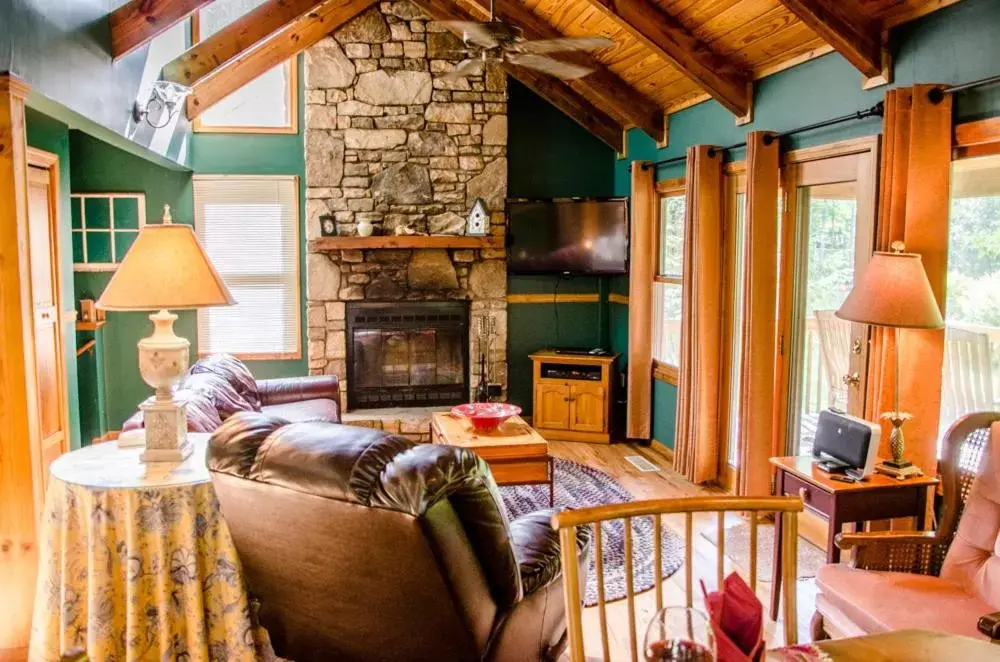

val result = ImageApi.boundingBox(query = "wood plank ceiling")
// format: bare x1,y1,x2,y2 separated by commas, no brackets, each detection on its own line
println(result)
112,0,962,149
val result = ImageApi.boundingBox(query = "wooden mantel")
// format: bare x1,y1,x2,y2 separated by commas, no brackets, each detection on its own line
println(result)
308,235,504,250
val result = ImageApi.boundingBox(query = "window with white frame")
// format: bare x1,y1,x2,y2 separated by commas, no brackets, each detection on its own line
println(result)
654,181,686,373
193,0,297,132
194,176,300,358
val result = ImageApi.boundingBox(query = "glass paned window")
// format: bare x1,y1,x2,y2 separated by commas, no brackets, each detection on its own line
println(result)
194,176,300,357
654,189,686,368
195,0,296,131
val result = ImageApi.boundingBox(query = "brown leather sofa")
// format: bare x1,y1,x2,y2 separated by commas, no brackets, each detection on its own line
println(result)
208,412,592,662
122,354,340,432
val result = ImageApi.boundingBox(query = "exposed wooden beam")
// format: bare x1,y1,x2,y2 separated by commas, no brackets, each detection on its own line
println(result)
187,0,377,120
461,0,666,144
163,0,326,86
411,0,624,152
775,0,883,79
110,0,214,60
580,0,752,118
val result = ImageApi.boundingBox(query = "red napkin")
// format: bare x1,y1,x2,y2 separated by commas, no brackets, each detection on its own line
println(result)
701,573,765,662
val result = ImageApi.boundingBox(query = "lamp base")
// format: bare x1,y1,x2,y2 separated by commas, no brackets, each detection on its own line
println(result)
875,462,924,479
882,458,913,469
139,398,191,463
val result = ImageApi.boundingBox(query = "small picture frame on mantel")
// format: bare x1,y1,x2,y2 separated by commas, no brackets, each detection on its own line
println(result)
466,198,489,236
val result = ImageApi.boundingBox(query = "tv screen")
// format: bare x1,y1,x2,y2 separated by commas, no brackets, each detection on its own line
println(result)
507,198,628,275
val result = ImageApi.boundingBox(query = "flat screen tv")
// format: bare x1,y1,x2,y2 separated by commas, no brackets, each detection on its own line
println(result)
507,198,628,275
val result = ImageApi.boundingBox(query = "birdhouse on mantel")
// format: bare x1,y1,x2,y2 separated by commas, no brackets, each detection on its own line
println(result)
466,198,489,236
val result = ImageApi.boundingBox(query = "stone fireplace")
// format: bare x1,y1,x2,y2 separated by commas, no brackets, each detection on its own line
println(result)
303,1,508,417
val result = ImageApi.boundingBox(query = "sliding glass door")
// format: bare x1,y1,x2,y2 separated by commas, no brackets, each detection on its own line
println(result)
776,138,879,456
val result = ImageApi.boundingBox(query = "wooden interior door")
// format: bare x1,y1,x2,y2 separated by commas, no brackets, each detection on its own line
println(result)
26,153,68,501
775,138,879,457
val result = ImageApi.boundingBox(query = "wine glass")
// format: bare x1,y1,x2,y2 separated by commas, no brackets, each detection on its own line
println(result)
643,606,716,661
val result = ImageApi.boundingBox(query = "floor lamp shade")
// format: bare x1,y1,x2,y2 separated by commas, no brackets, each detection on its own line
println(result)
96,219,234,462
835,251,943,329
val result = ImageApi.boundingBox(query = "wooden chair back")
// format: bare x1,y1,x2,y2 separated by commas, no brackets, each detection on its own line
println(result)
551,496,804,661
814,310,851,410
942,326,995,432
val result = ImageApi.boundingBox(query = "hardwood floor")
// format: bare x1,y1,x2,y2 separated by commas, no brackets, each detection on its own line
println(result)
547,440,817,660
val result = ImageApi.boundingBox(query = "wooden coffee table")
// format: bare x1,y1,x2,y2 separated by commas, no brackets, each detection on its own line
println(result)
431,412,554,505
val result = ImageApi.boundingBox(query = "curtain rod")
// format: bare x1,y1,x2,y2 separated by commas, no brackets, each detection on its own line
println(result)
635,71,1000,173
638,101,884,171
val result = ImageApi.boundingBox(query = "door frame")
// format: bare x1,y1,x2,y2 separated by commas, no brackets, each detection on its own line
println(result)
25,146,70,517
774,136,880,457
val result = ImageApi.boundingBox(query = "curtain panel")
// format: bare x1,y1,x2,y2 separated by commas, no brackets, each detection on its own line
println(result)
737,132,781,497
866,85,952,473
627,161,656,440
674,146,724,483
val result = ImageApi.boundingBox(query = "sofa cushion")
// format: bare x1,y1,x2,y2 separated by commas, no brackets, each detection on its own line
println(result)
190,353,262,410
263,399,341,424
816,564,993,639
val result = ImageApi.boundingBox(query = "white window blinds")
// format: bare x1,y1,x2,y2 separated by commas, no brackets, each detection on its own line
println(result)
194,175,300,358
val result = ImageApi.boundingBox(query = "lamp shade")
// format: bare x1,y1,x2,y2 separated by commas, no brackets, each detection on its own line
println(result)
835,251,944,329
97,223,235,311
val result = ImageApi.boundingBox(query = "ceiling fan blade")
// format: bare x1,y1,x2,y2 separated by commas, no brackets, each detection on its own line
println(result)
441,58,486,81
515,36,614,55
506,53,594,80
439,21,500,49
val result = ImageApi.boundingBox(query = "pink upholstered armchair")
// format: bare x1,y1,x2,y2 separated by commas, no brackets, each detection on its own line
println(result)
813,412,1000,643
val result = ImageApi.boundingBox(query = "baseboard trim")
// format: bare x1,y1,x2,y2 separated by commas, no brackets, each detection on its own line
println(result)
608,292,629,305
507,293,600,304
652,439,674,463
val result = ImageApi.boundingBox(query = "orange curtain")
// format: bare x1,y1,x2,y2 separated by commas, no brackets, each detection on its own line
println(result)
674,146,724,483
626,161,655,440
866,85,952,474
737,132,781,496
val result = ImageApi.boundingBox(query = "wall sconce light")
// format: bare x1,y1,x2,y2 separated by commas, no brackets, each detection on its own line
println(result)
132,80,192,129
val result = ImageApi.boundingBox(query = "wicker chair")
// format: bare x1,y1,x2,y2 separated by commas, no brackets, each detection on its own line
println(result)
812,411,1000,642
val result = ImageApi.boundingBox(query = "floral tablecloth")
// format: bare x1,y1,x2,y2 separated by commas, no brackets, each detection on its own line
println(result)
29,435,261,662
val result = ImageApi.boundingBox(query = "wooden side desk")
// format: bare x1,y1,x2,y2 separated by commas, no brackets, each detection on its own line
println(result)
769,455,939,620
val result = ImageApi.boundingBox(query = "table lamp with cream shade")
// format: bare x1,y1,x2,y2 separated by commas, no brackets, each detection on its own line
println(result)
97,205,234,462
835,241,944,477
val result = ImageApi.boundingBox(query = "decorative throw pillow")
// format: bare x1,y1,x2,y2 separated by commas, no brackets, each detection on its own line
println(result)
182,372,255,421
190,354,262,411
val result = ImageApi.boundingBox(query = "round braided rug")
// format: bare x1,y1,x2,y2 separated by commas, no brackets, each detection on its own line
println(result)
500,458,684,606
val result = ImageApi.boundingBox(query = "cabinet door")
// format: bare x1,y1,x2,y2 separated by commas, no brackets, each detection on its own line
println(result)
535,383,570,429
569,383,606,433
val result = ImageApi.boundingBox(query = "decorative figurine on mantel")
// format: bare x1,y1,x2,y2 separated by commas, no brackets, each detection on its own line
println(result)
356,217,374,237
467,198,489,236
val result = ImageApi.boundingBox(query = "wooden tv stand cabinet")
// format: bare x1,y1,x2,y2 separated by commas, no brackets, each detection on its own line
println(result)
529,350,619,444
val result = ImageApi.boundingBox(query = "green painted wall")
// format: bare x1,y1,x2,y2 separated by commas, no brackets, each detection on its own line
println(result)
611,0,1000,449
69,130,194,430
506,79,616,412
24,108,82,449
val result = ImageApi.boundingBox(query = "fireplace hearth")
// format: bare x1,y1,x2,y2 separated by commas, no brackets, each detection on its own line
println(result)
346,302,469,410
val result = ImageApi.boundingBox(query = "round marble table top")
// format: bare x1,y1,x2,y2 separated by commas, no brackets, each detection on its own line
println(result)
50,433,212,490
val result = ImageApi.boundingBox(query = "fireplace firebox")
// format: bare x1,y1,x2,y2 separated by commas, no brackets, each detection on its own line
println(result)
346,302,469,410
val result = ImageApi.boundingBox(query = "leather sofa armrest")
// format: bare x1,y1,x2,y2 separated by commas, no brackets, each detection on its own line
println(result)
978,612,1000,641
257,375,341,408
510,509,592,596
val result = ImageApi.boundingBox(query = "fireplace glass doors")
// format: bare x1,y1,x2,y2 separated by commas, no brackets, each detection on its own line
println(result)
346,302,468,409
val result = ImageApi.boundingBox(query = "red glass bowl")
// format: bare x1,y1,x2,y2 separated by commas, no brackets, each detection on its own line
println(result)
451,403,522,433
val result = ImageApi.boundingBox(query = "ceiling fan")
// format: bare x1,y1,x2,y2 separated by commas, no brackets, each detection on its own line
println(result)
441,1,614,81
